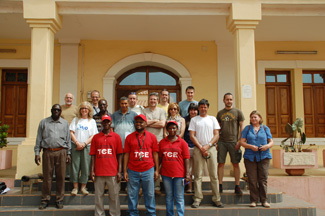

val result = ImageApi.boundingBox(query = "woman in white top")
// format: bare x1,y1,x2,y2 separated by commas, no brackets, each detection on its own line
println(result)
164,103,185,138
70,101,98,196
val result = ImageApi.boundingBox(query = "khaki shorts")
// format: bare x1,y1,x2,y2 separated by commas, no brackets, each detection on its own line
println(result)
217,141,242,164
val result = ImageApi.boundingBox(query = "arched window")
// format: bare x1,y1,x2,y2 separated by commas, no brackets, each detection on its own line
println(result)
115,66,180,110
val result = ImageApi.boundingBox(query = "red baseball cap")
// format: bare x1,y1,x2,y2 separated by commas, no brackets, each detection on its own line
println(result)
134,114,147,123
166,120,178,128
101,115,111,121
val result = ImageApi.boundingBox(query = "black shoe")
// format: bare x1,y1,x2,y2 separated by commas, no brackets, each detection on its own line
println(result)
235,185,243,195
55,201,64,209
219,184,223,193
39,202,48,210
213,201,224,208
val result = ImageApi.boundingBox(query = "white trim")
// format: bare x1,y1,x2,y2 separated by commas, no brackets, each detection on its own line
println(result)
257,60,325,84
103,53,192,112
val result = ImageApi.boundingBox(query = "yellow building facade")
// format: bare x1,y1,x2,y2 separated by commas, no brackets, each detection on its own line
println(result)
0,0,324,178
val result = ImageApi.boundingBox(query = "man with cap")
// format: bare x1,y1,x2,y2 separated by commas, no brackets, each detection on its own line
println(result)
90,115,123,216
123,114,159,216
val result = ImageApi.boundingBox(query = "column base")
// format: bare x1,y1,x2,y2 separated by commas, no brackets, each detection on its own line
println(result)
15,138,42,179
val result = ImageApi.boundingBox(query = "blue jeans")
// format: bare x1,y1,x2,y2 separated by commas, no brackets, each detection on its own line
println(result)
127,167,156,216
161,176,185,216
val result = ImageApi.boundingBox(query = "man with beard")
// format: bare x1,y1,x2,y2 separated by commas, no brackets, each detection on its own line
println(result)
217,93,245,195
61,93,78,124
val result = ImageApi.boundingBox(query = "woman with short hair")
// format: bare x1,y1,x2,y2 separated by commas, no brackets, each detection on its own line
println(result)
70,101,98,196
240,110,273,208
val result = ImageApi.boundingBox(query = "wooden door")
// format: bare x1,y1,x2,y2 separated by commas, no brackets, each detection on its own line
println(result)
303,71,325,137
1,69,28,137
265,71,292,137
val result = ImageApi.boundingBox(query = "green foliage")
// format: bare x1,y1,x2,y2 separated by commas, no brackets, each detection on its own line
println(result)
281,118,306,152
0,122,9,148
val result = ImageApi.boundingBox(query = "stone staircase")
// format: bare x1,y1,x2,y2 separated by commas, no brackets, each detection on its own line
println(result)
0,177,317,216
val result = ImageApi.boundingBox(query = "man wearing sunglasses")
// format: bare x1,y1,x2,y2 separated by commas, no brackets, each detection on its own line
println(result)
189,99,223,209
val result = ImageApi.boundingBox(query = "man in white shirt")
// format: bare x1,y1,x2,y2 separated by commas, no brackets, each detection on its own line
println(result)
189,99,223,208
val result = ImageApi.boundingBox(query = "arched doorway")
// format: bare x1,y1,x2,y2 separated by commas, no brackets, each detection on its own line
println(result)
103,53,192,112
115,66,180,110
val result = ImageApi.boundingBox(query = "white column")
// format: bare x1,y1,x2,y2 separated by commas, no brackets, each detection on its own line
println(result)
179,77,192,100
59,39,80,105
215,40,235,110
226,2,261,119
103,77,116,113
17,0,62,179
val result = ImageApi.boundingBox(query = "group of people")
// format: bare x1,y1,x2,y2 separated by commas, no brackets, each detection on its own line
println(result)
34,86,274,216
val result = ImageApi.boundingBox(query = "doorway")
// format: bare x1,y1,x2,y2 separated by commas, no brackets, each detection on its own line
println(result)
265,71,292,137
303,71,325,137
1,69,27,137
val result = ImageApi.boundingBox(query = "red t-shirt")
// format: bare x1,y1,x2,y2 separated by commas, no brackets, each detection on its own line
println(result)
89,131,123,176
159,136,190,178
124,130,159,172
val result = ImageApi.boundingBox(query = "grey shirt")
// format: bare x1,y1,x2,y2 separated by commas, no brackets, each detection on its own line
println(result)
34,116,71,155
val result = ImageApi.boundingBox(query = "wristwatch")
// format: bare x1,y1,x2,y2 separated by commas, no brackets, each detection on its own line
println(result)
209,143,213,147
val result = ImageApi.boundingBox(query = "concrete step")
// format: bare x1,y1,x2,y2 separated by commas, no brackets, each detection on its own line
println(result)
1,187,282,206
15,177,247,192
0,200,316,216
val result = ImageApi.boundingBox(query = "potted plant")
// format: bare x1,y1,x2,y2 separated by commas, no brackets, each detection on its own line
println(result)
273,118,317,176
280,118,306,152
0,122,12,170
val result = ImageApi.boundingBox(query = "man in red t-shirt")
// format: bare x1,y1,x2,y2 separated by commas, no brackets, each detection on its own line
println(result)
123,114,159,216
90,115,123,216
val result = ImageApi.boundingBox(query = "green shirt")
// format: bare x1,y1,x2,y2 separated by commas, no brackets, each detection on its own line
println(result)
217,108,245,143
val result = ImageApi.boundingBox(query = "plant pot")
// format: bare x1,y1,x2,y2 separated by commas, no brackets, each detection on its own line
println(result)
272,149,318,176
0,149,13,170
285,169,305,176
302,149,313,152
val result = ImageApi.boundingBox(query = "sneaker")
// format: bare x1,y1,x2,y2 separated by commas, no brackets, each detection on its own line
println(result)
219,184,223,193
71,188,78,196
191,201,201,208
249,202,257,207
55,201,64,209
39,202,48,210
235,185,243,195
213,201,224,208
80,187,89,195
262,202,271,208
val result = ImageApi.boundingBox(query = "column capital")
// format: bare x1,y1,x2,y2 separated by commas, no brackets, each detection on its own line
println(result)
226,2,261,34
25,18,62,34
226,18,260,34
23,0,62,33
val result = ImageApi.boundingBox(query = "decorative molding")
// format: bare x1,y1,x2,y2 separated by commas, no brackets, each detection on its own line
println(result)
25,18,62,34
226,19,260,34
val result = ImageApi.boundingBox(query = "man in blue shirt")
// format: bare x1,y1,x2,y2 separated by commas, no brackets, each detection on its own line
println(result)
111,97,138,148
178,86,198,117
